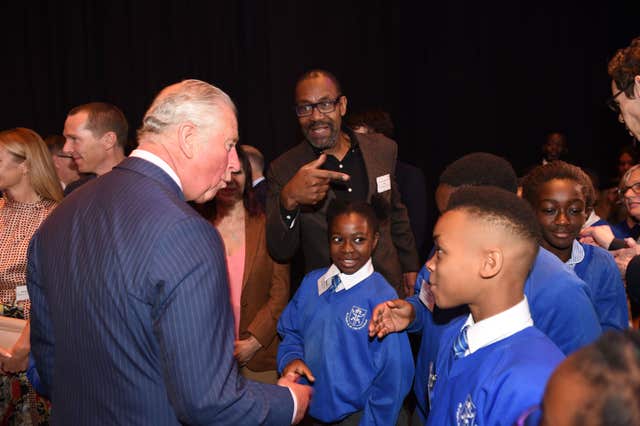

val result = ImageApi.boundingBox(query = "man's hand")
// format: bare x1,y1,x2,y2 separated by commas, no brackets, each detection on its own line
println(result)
612,239,640,278
234,335,262,366
280,154,350,211
278,372,313,424
402,272,417,297
368,299,415,339
282,359,315,383
579,225,615,249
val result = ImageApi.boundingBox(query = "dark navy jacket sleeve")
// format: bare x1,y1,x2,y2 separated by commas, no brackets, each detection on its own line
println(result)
27,232,53,397
148,217,294,425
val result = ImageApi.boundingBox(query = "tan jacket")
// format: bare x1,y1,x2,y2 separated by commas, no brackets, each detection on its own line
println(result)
239,213,290,372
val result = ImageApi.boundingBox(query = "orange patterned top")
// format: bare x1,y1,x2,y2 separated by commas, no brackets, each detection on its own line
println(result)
0,196,57,319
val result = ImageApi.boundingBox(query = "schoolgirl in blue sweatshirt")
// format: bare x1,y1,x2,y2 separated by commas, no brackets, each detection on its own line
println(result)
277,199,414,425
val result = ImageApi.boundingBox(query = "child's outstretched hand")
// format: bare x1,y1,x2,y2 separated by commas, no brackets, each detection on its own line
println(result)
283,359,316,383
368,299,416,339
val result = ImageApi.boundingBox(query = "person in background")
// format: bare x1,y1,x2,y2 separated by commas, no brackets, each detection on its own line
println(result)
241,144,268,210
44,134,81,190
346,108,428,261
541,131,569,164
62,102,128,195
0,128,62,425
581,36,640,329
206,145,289,384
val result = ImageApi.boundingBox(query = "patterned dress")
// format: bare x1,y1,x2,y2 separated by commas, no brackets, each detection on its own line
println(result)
0,196,56,425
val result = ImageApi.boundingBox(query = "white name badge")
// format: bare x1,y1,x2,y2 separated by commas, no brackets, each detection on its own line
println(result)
419,279,435,312
376,174,391,193
15,286,29,302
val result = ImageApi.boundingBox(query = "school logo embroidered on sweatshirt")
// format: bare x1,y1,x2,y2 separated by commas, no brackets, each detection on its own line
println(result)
456,394,477,426
345,305,368,330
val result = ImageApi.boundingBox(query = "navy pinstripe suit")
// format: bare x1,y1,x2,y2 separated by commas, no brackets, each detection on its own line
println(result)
27,157,293,425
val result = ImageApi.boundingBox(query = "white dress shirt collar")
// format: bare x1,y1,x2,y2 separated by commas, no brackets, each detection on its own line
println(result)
317,259,374,295
565,239,585,269
130,149,183,191
461,296,533,356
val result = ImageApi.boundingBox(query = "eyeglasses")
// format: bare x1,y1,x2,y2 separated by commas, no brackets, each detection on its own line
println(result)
294,96,343,117
515,404,542,426
619,182,640,198
606,81,633,114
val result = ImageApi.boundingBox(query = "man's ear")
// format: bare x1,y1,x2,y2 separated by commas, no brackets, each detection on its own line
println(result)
177,122,198,159
339,95,348,117
479,248,502,279
634,75,640,98
100,131,118,150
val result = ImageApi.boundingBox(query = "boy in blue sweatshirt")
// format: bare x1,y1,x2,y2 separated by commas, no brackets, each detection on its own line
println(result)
370,186,565,425
277,198,414,425
521,160,629,331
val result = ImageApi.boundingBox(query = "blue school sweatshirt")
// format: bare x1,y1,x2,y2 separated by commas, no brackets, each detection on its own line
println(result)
277,268,414,425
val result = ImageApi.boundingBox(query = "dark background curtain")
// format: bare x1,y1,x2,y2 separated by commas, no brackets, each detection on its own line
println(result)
1,0,639,238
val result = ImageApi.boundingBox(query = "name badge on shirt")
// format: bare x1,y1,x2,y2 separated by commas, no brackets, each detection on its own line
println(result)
376,174,391,193
15,286,29,302
419,278,435,312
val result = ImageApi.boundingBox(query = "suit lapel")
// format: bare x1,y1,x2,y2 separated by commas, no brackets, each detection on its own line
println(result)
357,136,378,200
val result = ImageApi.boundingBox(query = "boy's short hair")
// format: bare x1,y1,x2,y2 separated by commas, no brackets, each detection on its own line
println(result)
327,194,390,235
570,330,640,425
439,152,518,193
521,160,595,209
447,185,541,252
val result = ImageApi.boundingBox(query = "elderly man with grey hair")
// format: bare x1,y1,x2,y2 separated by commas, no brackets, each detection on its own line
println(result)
27,79,311,425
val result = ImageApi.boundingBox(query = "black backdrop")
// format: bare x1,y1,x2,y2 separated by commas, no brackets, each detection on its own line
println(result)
2,1,640,242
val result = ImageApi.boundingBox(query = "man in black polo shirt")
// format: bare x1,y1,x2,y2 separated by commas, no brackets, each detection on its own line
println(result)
266,69,419,297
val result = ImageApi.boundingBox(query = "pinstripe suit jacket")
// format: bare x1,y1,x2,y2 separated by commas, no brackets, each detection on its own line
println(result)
27,157,293,425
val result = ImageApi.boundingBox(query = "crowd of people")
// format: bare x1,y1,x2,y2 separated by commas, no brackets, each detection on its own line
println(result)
0,36,639,426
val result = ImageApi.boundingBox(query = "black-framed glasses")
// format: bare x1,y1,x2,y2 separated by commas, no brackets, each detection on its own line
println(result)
619,182,640,198
606,81,633,114
294,95,343,117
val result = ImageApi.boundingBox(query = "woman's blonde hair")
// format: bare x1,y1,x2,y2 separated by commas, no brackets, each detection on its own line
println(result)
0,128,63,202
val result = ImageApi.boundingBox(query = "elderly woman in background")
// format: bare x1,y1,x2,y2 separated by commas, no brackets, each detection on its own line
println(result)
198,145,289,384
0,128,62,425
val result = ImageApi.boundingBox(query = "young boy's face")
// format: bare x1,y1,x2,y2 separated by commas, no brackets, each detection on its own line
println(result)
329,212,379,275
534,178,586,254
426,209,483,309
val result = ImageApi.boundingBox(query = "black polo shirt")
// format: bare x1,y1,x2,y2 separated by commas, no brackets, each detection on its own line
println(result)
281,127,369,226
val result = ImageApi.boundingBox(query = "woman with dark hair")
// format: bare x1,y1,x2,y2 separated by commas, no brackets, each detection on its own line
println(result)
0,128,61,424
207,145,289,383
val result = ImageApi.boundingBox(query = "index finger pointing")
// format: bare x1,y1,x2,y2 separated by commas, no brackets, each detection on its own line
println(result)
315,169,350,182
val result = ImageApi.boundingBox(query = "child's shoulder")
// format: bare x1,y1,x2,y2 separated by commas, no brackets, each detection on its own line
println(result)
363,271,400,298
579,241,616,264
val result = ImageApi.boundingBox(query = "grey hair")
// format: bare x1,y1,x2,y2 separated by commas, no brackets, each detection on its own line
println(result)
137,79,237,139
620,164,640,190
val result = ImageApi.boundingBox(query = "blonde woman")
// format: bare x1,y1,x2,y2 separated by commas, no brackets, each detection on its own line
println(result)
0,128,62,425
